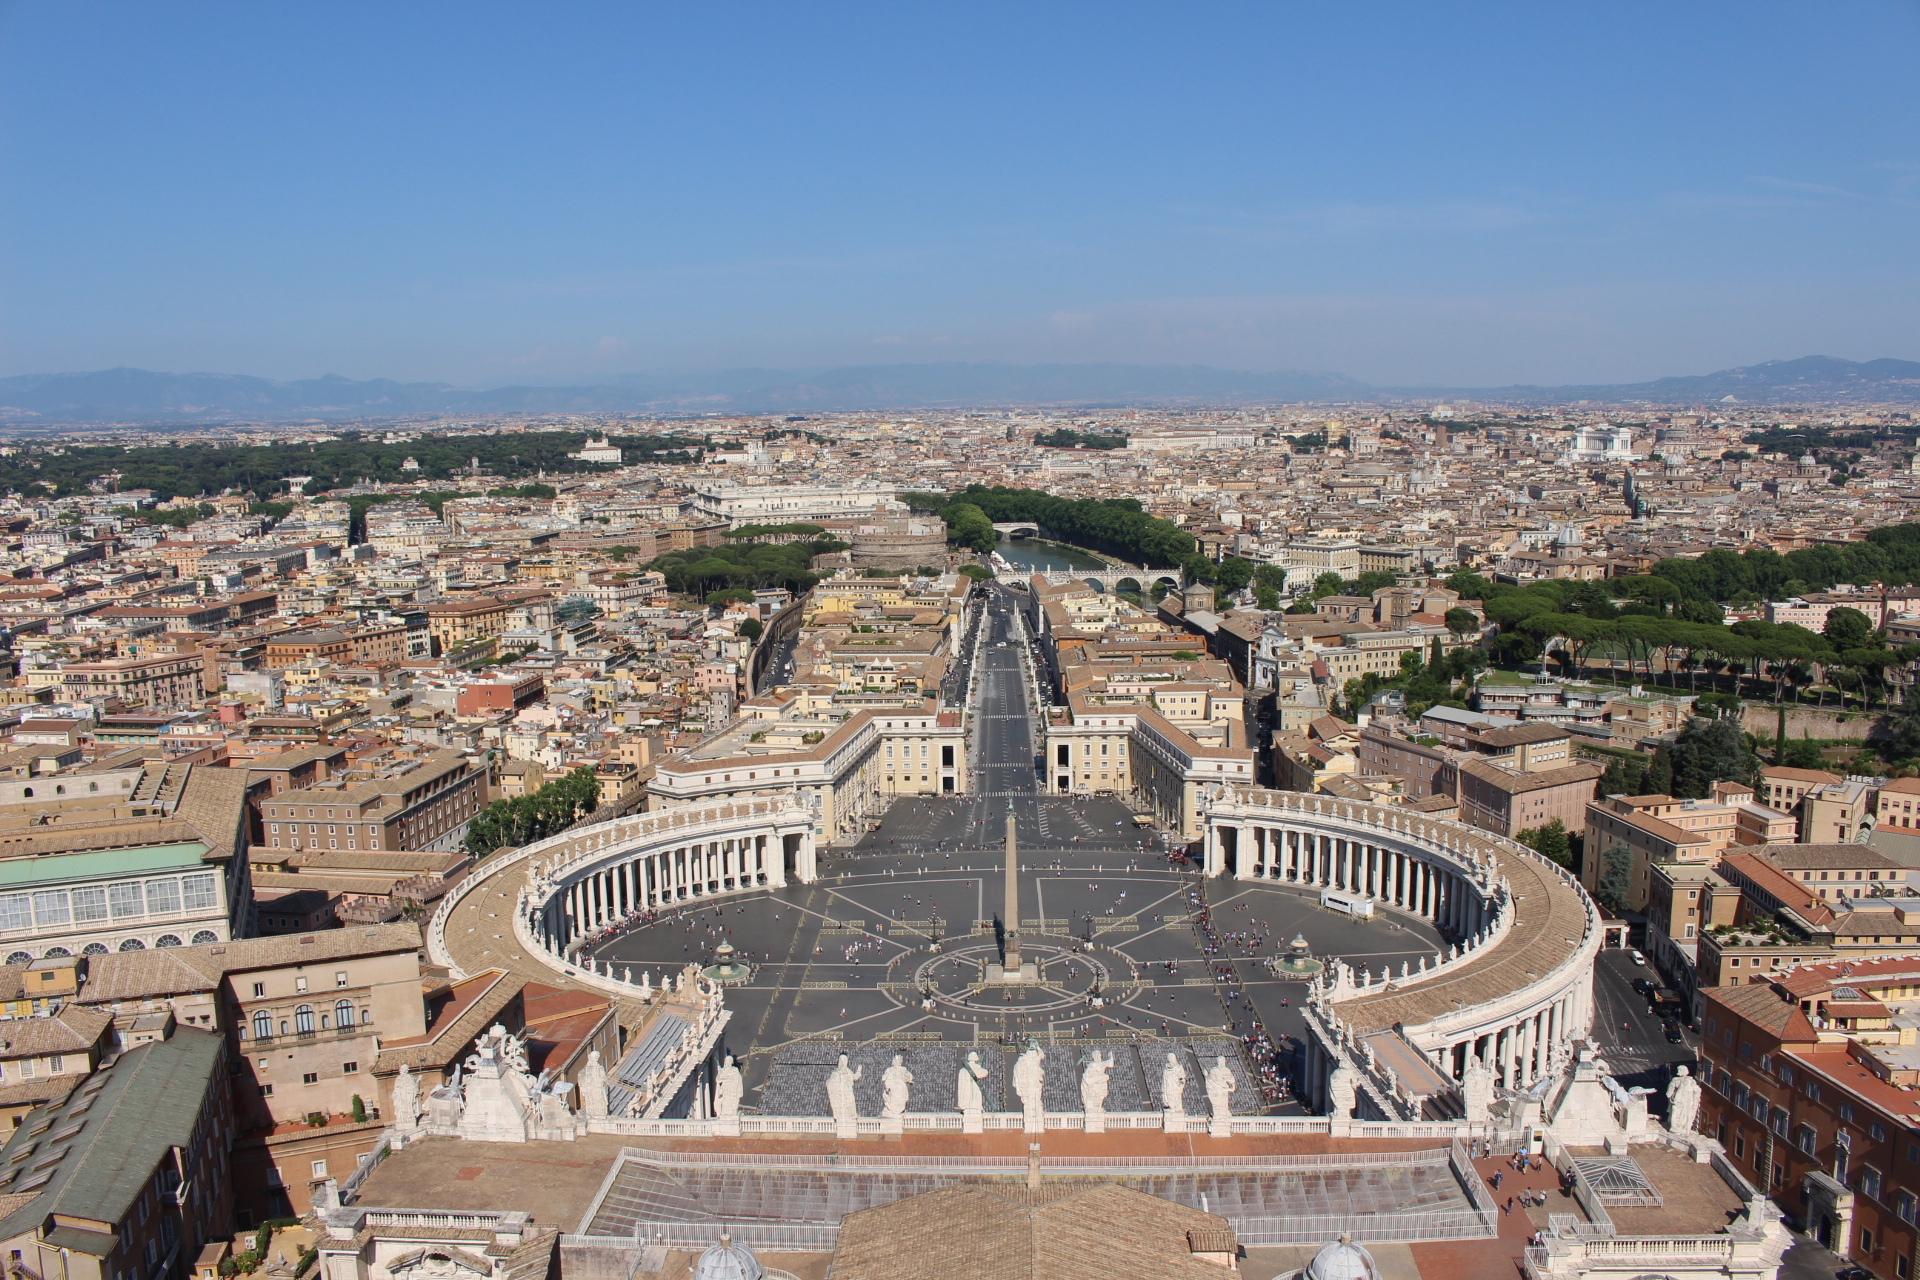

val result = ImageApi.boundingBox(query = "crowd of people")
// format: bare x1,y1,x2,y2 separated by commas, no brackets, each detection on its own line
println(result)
1185,877,1288,1107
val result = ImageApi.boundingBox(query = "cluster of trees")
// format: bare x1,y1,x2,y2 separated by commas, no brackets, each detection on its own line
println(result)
3,431,707,503
1646,521,1920,603
1514,818,1572,867
913,486,1198,567
645,532,848,600
464,766,602,858
1452,569,1919,710
115,502,213,528
1740,424,1907,455
1595,716,1760,801
1334,635,1487,720
1034,428,1127,449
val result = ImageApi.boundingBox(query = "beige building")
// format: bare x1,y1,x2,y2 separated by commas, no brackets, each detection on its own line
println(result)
258,748,484,855
650,705,966,843
421,597,514,653
58,652,205,710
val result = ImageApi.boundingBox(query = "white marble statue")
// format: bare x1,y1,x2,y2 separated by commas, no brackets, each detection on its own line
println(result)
1461,1053,1495,1124
391,1063,420,1133
1666,1065,1701,1136
1079,1050,1113,1117
1328,1064,1357,1120
1160,1051,1189,1118
826,1053,863,1125
577,1050,609,1120
714,1055,744,1119
1012,1045,1046,1132
881,1053,914,1119
1204,1056,1236,1121
956,1050,989,1115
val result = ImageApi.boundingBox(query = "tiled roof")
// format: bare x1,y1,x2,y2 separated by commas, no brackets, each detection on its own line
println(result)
830,1182,1234,1280
1334,836,1590,1036
1705,980,1818,1041
0,1028,223,1250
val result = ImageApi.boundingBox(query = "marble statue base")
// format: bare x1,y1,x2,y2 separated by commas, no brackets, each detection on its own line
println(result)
962,1107,984,1134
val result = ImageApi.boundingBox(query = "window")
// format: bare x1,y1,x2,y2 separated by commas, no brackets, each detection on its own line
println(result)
253,982,265,998
343,1060,358,1073
261,1083,273,1097
1840,1102,1856,1123
335,971,349,988
295,976,308,994
1795,1123,1817,1153
335,1000,354,1028
108,883,143,919
311,1160,327,1177
1898,1190,1918,1225
302,1072,317,1085
1808,1081,1822,1102
1863,1166,1883,1201
294,1005,314,1034
70,887,106,923
181,874,217,911
1872,1121,1888,1142
47,1056,61,1074
252,1011,271,1040
144,880,180,916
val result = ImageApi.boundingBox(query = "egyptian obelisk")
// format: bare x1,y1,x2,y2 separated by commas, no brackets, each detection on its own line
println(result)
1003,808,1021,975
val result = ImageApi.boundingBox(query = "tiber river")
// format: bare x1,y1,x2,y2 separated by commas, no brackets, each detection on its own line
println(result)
995,536,1110,575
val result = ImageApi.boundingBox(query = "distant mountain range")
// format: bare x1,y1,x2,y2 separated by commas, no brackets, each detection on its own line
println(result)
0,355,1916,423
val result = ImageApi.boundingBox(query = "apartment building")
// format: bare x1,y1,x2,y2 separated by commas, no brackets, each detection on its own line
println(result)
257,749,483,855
1452,757,1604,839
691,481,899,527
225,925,425,1128
0,768,253,961
0,1030,233,1280
420,597,514,653
58,653,205,711
1699,980,1920,1271
1581,794,1724,912
1044,697,1256,840
650,705,966,842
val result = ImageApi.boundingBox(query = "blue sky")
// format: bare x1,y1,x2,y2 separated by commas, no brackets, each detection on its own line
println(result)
2,1,1918,386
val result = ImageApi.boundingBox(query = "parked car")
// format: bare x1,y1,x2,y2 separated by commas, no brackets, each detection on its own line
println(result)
1629,950,1646,966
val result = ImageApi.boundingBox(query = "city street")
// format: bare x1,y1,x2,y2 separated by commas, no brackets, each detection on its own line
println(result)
1588,946,1697,1097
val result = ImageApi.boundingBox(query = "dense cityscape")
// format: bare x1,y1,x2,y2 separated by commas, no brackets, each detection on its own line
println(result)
0,396,1909,1278
8,4,1919,1280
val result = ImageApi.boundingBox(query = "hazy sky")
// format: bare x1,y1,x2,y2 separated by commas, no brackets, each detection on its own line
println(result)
3,2,1919,387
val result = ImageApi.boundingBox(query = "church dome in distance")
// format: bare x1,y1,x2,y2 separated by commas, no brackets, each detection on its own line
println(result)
694,1235,763,1280
1306,1234,1380,1280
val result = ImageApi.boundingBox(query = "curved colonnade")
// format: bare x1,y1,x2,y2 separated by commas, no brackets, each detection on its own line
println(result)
428,798,818,992
1200,788,1602,1122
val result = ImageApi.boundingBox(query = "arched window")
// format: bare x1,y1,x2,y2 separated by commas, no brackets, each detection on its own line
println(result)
88,782,97,793
252,1011,271,1041
41,948,70,959
117,938,144,952
191,930,218,945
155,935,181,948
294,1005,314,1034
81,943,108,957
21,788,31,798
335,1000,354,1028
54,785,63,796
4,952,29,965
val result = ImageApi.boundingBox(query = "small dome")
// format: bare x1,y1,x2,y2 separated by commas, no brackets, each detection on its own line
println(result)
1306,1235,1379,1280
694,1236,762,1280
